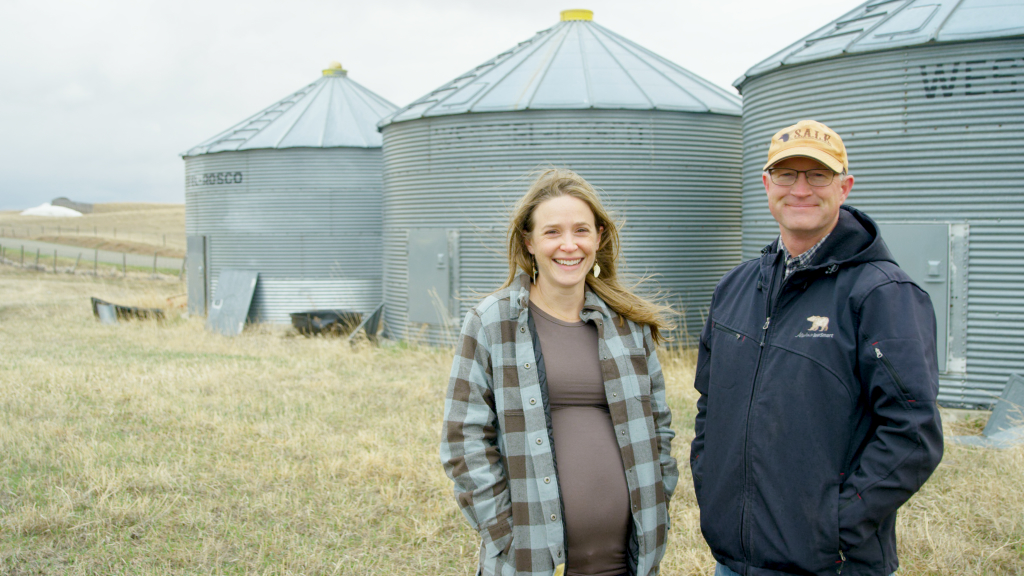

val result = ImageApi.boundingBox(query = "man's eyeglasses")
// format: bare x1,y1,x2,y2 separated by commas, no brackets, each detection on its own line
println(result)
767,168,838,187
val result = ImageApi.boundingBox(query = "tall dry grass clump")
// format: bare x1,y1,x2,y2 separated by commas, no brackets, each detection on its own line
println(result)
0,267,1021,574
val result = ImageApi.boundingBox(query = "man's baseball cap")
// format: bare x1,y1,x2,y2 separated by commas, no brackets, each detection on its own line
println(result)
763,119,848,173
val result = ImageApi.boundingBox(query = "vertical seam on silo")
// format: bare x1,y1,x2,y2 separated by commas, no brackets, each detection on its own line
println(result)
321,78,334,148
272,81,325,148
349,83,398,124
336,79,367,147
470,24,563,111
344,82,397,147
188,81,310,154
577,23,595,108
932,0,968,43
522,22,573,109
594,22,730,114
587,23,652,109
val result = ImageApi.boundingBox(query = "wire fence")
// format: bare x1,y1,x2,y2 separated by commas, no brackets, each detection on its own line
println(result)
0,224,186,248
0,240,186,279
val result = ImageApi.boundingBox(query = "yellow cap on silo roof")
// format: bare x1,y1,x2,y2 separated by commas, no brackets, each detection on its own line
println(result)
561,9,593,21
323,61,347,76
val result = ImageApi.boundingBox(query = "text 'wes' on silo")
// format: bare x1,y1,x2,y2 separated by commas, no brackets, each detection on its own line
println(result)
734,0,1024,407
183,63,398,324
379,9,743,344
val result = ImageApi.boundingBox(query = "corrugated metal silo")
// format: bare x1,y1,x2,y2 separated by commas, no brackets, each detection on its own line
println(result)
379,10,743,344
734,0,1024,407
183,63,398,324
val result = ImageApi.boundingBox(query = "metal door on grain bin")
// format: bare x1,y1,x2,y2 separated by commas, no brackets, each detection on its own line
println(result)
187,235,207,316
877,222,968,376
407,229,458,326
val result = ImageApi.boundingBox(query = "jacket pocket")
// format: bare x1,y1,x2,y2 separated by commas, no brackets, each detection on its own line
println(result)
479,509,515,576
708,321,758,390
712,321,745,340
870,340,922,409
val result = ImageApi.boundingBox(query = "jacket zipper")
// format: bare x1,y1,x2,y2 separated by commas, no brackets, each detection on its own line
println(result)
875,347,912,400
739,265,780,560
837,549,846,574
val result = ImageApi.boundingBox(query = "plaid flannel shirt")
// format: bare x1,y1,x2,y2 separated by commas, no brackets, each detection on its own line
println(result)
441,274,678,576
779,233,831,279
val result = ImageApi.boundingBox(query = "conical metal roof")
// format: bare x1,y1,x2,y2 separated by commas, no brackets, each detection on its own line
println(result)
735,0,1024,90
379,10,740,128
184,63,397,156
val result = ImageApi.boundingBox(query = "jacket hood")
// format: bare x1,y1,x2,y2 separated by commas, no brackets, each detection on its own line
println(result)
762,205,895,277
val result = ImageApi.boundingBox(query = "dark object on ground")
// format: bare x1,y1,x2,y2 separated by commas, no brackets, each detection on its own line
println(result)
291,310,362,336
347,303,384,344
206,269,259,337
52,197,94,214
951,373,1024,449
90,297,165,323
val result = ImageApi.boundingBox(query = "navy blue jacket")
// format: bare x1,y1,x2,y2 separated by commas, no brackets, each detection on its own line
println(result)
691,206,943,576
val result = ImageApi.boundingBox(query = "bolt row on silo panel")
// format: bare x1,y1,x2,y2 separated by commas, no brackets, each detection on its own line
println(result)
735,0,1024,407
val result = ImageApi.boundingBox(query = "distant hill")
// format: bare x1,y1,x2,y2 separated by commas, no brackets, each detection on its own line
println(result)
0,203,185,253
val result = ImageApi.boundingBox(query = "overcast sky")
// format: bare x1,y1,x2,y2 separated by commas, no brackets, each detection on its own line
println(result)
0,0,866,211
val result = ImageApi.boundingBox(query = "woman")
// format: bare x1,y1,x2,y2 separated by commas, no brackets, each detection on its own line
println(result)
441,169,678,576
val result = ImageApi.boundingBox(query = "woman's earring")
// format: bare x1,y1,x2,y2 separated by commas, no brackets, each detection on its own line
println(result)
532,258,538,283
593,263,601,278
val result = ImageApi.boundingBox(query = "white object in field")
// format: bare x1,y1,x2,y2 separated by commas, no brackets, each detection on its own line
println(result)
20,203,83,217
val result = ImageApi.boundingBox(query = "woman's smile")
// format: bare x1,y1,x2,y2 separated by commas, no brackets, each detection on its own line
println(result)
524,195,601,295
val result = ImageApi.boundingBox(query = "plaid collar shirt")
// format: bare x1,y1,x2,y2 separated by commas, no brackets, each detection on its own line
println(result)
779,233,831,279
441,273,678,576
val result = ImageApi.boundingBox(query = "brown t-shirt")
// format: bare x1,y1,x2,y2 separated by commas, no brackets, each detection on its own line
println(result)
530,302,630,576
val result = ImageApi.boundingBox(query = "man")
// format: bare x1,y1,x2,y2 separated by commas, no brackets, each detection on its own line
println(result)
690,120,944,576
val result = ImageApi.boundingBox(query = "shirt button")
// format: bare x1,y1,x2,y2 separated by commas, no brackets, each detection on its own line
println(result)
550,514,557,521
612,393,617,397
557,550,562,558
544,477,551,483
525,362,531,369
536,438,543,445
520,326,525,333
620,430,626,436
530,398,537,405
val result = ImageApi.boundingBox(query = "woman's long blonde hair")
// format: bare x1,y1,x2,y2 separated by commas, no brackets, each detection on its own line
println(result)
502,168,675,343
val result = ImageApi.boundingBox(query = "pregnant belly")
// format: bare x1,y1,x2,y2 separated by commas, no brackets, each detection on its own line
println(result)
551,406,630,575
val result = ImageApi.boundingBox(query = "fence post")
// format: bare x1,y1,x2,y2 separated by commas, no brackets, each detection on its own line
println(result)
21,245,25,265
73,252,81,273
122,253,127,277
153,251,158,275
94,249,98,275
53,249,57,273
179,255,187,281
35,248,40,269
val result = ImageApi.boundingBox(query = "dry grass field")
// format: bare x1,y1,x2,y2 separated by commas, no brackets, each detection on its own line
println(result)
1,267,1022,575
0,203,185,255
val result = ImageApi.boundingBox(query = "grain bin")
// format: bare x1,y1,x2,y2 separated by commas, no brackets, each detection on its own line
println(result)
379,9,743,344
734,0,1024,407
183,63,397,324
